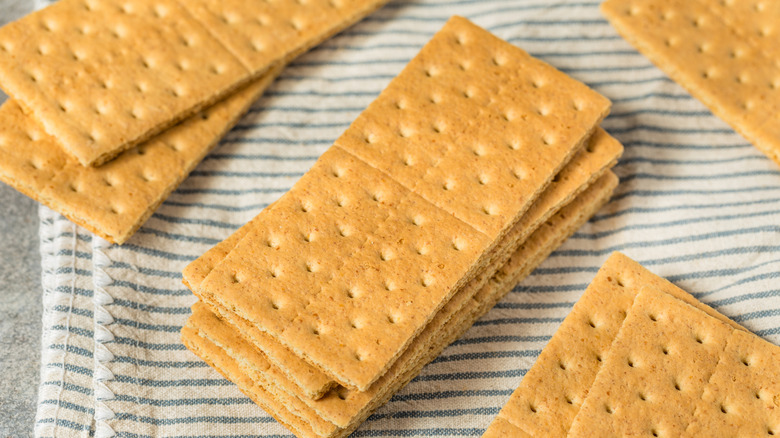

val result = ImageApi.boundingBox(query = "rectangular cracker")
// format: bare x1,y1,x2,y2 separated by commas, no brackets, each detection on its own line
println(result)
0,0,389,166
335,16,610,237
602,0,780,167
0,66,281,245
568,286,780,437
183,127,623,401
195,166,614,428
0,0,249,166
182,170,619,438
0,0,391,241
195,16,611,391
179,0,391,73
482,252,742,437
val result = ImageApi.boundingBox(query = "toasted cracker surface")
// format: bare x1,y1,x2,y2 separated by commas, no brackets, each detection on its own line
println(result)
682,327,780,437
336,16,610,237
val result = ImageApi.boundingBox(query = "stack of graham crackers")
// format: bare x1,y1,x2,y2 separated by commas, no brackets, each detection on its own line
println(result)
483,252,780,437
180,17,624,438
0,0,389,244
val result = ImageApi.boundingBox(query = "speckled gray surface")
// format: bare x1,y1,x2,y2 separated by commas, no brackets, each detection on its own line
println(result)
0,2,40,437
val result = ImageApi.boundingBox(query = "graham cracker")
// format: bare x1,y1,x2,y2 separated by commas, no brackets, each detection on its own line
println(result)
197,145,493,392
335,16,610,237
602,0,780,167
196,16,611,391
195,163,609,426
181,325,324,438
187,302,339,438
482,252,742,437
568,286,780,437
0,66,281,245
0,0,390,242
179,0,390,73
0,0,389,166
0,0,249,166
184,128,623,400
182,170,619,437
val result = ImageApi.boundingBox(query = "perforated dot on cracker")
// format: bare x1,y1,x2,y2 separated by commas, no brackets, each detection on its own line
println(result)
0,0,390,166
602,0,780,167
182,171,620,437
194,15,611,393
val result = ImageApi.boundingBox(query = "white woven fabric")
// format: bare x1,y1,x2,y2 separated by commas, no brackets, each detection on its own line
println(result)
34,1,780,437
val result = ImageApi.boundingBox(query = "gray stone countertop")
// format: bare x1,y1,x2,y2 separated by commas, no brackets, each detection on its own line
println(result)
1,1,41,437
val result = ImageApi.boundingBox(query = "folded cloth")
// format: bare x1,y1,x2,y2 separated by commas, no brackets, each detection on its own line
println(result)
33,0,780,437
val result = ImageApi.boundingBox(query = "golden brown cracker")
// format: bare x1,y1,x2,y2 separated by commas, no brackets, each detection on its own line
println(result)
602,0,780,167
0,0,389,166
0,0,250,166
483,252,742,437
336,16,610,237
0,67,280,244
197,146,492,392
196,16,611,391
682,328,780,437
185,127,622,400
567,286,775,437
180,0,390,73
183,170,618,437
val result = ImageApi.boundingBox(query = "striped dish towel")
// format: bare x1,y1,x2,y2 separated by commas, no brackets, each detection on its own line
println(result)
35,0,780,437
